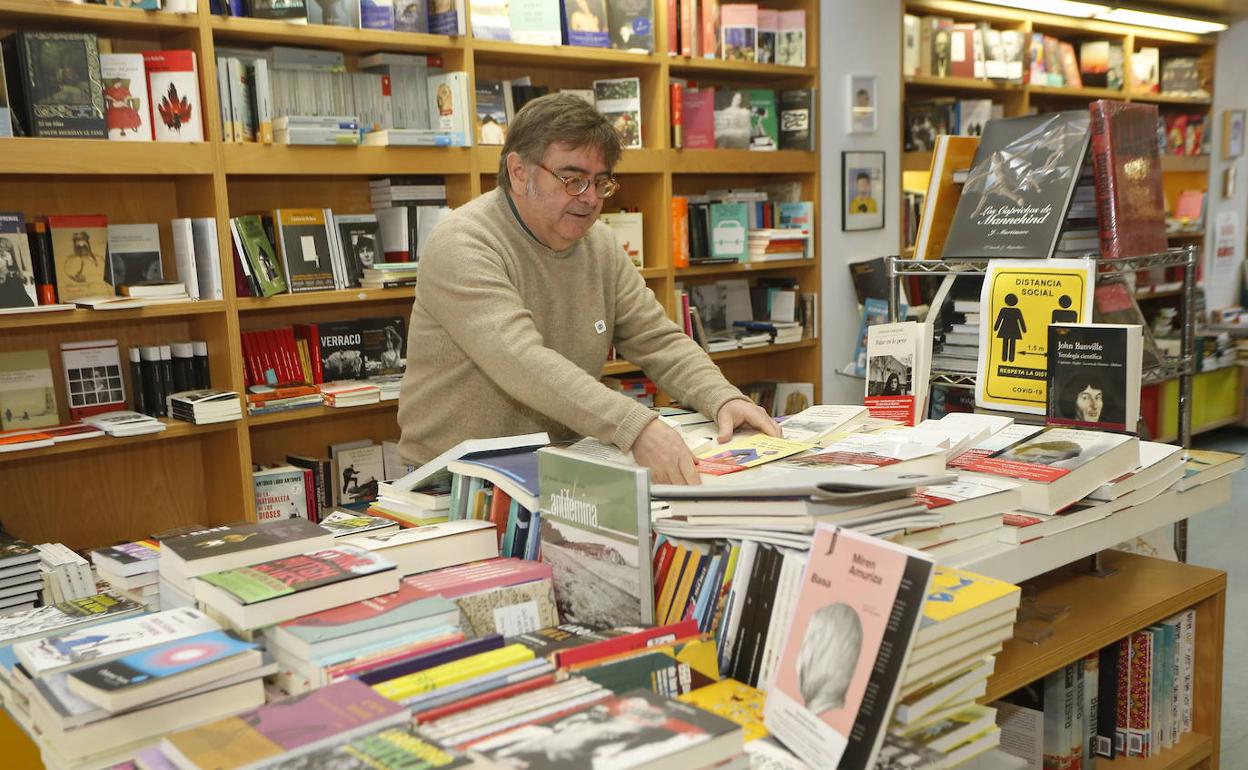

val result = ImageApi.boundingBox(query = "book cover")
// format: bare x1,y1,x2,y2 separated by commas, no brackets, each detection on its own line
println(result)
592,77,642,149
142,50,202,142
197,546,395,605
1126,630,1152,756
0,349,58,431
100,53,151,141
306,0,361,26
864,321,928,426
564,0,610,47
106,223,162,289
336,444,384,504
275,209,335,293
470,0,511,40
310,319,359,382
976,259,1095,415
266,726,472,770
598,211,644,268
508,0,562,45
964,426,1133,485
778,89,814,151
68,629,255,693
16,607,216,677
914,135,979,261
776,9,805,66
59,338,125,420
359,316,406,377
942,111,1091,260
47,214,110,302
246,0,310,21
695,434,811,475
684,88,715,149
714,89,751,149
474,79,509,145
273,582,456,647
393,0,429,31
3,32,106,139
1047,323,1141,432
1088,100,1167,260
709,202,748,261
746,88,778,150
0,593,141,646
720,3,757,62
161,679,409,768
89,540,158,576
765,524,935,769
360,0,395,29
1132,47,1159,94
916,566,1020,636
0,212,36,310
253,465,312,522
427,72,472,147
161,519,331,568
537,446,652,627
606,0,653,52
473,689,740,767
234,215,288,297
333,214,380,287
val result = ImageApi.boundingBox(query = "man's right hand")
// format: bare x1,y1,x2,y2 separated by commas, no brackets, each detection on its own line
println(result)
632,418,701,486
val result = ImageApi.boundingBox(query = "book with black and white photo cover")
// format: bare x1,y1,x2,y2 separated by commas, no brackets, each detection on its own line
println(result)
274,209,336,293
864,321,930,426
607,0,655,52
1046,323,1142,433
335,443,384,505
942,111,1091,260
0,349,58,431
106,223,162,290
765,524,935,770
333,214,380,288
961,426,1139,514
537,446,653,626
359,316,406,377
0,212,36,310
593,77,643,149
59,338,125,421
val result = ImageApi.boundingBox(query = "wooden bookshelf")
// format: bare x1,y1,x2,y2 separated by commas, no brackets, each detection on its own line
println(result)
980,551,1225,769
0,1,822,548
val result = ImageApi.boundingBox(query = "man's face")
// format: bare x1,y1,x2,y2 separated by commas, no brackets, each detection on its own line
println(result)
510,143,611,251
856,176,871,197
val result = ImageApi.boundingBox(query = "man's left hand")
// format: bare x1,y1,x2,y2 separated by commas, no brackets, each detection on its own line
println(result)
716,399,782,443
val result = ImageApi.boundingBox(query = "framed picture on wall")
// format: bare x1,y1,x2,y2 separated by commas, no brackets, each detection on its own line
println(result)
848,74,877,133
1223,109,1245,159
843,151,885,231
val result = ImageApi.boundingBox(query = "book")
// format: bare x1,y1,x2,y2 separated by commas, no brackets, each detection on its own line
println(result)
352,519,499,577
508,0,562,45
608,0,655,52
709,202,749,261
593,77,643,149
160,518,334,578
1132,47,1160,94
59,338,125,421
142,50,202,142
746,88,778,150
536,446,653,626
865,321,930,426
721,3,757,62
306,0,361,25
427,71,472,147
161,679,409,769
942,111,1091,260
683,87,715,149
2,32,106,139
0,212,36,310
106,223,162,290
232,215,287,297
1047,323,1142,432
694,434,812,475
776,9,805,66
678,678,768,742
474,79,509,145
1088,100,1167,260
976,258,1095,415
193,545,398,630
100,53,151,141
0,349,58,431
46,214,111,303
253,465,312,522
963,427,1139,514
713,88,751,149
1092,280,1163,373
764,524,935,769
563,0,610,47
0,593,142,647
914,135,978,261
598,211,644,268
778,89,815,151
332,214,379,288
274,209,336,293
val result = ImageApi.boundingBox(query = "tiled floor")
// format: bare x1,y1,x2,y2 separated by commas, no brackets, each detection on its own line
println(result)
1186,428,1248,767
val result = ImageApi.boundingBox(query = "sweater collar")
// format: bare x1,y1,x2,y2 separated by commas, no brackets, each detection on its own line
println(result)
498,187,578,258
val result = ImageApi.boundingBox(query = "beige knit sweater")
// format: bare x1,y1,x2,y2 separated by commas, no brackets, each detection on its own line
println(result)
397,188,745,465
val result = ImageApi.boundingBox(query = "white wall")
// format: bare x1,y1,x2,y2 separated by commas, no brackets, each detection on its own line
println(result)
1204,20,1248,311
819,0,903,403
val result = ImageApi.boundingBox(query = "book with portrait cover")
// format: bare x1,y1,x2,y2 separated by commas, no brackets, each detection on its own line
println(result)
608,0,655,52
0,212,36,310
274,209,336,293
942,111,1091,260
1088,100,1167,260
46,214,111,303
765,524,935,770
536,446,652,627
100,53,151,141
333,214,380,287
563,0,610,47
864,321,929,426
1046,323,1141,433
2,32,106,139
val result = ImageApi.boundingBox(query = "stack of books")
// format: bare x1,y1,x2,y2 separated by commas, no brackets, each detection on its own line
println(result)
932,298,981,376
167,389,243,424
0,535,42,616
320,380,382,408
80,411,165,437
316,509,400,540
747,228,809,261
89,539,162,610
361,261,420,289
35,544,94,605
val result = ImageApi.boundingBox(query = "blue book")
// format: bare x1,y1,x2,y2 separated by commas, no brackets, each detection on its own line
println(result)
853,297,903,377
447,447,542,511
355,634,504,686
500,499,521,557
523,511,542,561
360,0,395,28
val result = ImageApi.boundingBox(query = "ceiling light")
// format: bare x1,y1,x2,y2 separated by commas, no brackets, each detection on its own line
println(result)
975,0,1110,18
1095,8,1227,34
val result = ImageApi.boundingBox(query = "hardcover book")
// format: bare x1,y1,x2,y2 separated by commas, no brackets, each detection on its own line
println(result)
142,50,202,142
0,212,35,310
764,524,935,770
537,446,653,627
1088,100,1167,260
274,209,336,293
942,111,1091,260
105,223,162,289
607,0,654,52
0,349,58,431
59,338,125,421
47,214,111,303
1046,323,1141,432
563,0,610,47
592,77,642,149
100,53,151,141
161,679,409,769
2,32,106,139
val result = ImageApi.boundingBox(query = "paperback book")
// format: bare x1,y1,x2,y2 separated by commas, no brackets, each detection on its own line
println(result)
593,77,643,149
0,349,58,431
274,209,336,293
865,321,930,426
100,53,151,141
1047,323,1142,432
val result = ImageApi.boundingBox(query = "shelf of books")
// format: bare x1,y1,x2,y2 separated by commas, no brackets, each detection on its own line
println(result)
0,0,822,543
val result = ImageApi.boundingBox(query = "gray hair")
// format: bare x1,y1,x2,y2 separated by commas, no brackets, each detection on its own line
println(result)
796,603,864,713
498,92,623,191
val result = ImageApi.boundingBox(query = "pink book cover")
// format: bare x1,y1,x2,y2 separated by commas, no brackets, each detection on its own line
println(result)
245,679,407,750
764,525,935,769
402,557,552,599
275,580,455,639
684,88,716,148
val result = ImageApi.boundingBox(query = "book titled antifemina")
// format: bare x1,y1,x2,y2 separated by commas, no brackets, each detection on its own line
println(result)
764,525,935,770
536,446,652,628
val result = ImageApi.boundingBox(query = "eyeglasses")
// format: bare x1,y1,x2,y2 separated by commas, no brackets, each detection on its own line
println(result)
537,162,620,198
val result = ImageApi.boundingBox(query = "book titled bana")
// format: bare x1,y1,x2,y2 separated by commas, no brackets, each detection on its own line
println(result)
764,525,935,770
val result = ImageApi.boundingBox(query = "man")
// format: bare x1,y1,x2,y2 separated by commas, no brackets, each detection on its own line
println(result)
849,172,877,214
398,93,778,484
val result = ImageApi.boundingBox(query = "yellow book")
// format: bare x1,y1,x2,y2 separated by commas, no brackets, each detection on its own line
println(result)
655,545,689,626
915,135,979,260
694,434,812,475
678,678,768,742
666,543,706,625
917,567,1021,647
372,644,534,702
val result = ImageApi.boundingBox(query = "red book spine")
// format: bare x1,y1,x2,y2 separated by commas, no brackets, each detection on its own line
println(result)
292,323,323,384
681,290,692,337
488,487,511,548
239,331,258,387
555,619,700,668
670,82,684,149
671,197,690,268
652,540,676,603
681,0,696,57
667,0,678,55
414,673,557,725
700,0,719,58
276,328,299,383
302,468,317,522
